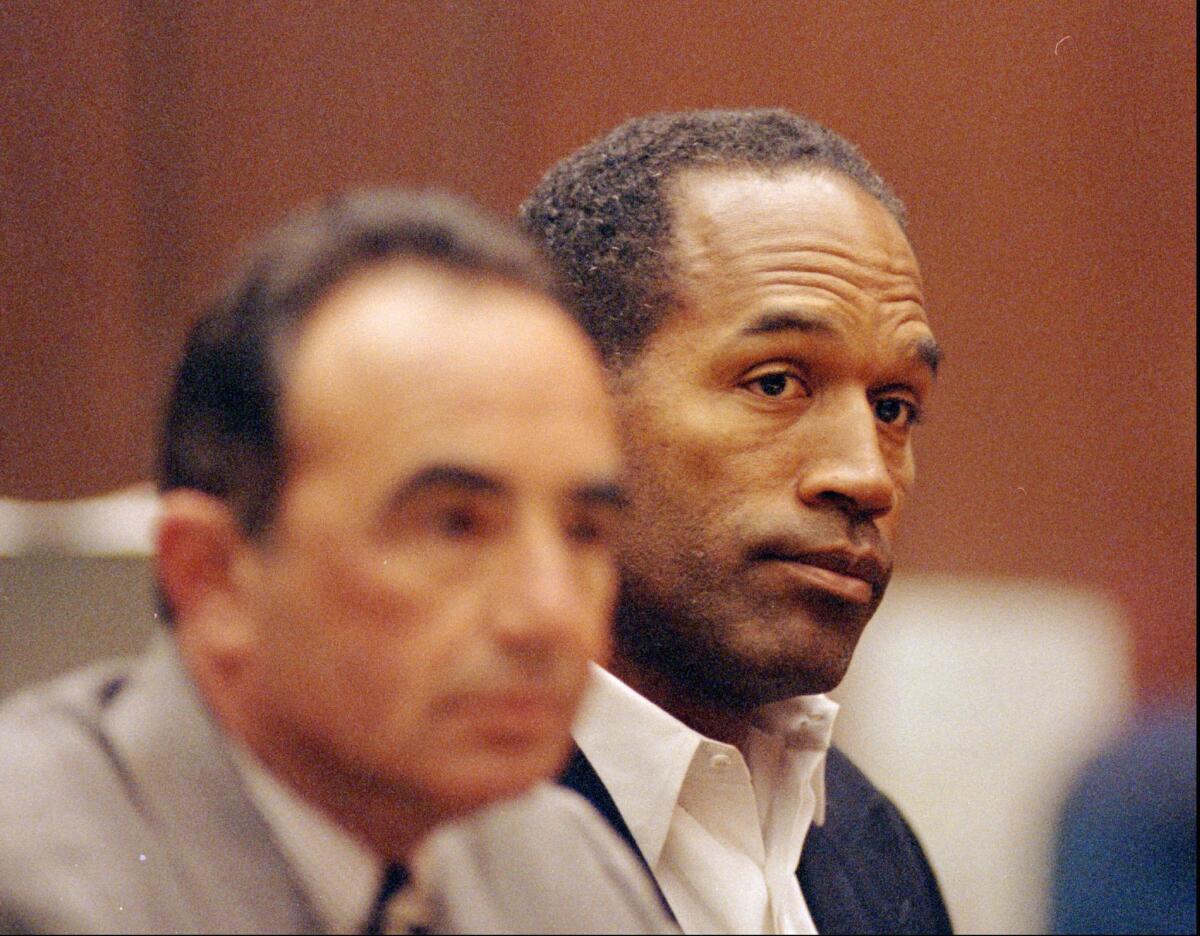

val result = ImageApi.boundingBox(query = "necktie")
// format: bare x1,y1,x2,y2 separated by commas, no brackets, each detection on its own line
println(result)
363,863,433,935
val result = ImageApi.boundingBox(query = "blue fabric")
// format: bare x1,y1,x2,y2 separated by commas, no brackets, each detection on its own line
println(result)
1051,703,1197,936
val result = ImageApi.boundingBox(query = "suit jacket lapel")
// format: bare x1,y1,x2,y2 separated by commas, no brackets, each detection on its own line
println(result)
105,636,323,934
559,747,675,921
798,746,924,935
797,820,876,934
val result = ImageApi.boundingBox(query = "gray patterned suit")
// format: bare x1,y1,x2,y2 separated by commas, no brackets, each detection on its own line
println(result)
0,637,674,934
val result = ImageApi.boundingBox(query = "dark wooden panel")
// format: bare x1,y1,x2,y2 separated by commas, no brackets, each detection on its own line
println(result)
1,1,154,497
511,0,1197,703
2,1,1193,700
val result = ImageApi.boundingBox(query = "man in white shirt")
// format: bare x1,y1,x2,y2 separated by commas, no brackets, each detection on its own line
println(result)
522,109,954,934
0,190,674,934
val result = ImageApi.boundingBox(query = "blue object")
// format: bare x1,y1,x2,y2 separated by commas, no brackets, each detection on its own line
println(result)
1051,702,1197,935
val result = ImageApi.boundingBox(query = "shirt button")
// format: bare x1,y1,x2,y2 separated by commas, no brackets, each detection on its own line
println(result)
710,752,733,769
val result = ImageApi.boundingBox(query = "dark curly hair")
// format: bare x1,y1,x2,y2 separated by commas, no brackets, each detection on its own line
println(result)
519,108,906,367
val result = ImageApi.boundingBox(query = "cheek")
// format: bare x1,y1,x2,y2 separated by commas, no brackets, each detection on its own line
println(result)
889,447,917,497
263,544,452,699
617,419,759,579
317,542,422,622
622,406,741,515
878,454,915,538
305,622,462,767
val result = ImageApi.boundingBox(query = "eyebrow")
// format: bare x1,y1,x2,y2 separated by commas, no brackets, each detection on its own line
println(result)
741,310,836,338
390,464,625,509
742,310,943,379
915,337,943,377
391,464,506,503
572,480,627,510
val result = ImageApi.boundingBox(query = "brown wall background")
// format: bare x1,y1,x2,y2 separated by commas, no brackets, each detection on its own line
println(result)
3,1,1195,704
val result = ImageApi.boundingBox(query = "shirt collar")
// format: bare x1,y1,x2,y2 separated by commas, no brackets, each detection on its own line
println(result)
751,693,839,826
572,663,837,867
231,745,384,935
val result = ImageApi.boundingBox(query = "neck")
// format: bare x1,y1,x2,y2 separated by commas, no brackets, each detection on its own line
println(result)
188,650,439,862
261,745,441,862
608,650,756,751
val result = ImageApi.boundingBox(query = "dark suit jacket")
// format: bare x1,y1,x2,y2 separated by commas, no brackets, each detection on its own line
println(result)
561,744,953,935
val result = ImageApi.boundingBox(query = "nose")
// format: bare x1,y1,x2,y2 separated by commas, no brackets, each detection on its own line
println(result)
491,519,590,648
795,394,897,521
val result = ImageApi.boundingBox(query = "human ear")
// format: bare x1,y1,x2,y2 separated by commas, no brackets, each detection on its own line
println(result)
154,489,258,659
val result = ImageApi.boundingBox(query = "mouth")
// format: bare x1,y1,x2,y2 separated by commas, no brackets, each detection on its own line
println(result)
747,543,889,606
442,687,575,730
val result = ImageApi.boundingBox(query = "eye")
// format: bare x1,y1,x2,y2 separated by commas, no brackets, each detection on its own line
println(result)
874,396,921,428
741,366,808,400
565,505,619,547
434,505,484,538
567,517,604,545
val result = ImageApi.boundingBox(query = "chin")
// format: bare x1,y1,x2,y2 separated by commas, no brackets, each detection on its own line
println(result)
773,634,861,696
781,657,853,696
690,624,862,706
715,661,849,707
429,740,570,814
618,579,872,703
763,598,870,686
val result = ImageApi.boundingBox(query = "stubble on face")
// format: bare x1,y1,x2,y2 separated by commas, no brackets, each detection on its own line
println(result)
610,456,887,711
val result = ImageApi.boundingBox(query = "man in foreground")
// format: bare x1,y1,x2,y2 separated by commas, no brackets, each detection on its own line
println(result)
522,109,953,933
0,190,674,934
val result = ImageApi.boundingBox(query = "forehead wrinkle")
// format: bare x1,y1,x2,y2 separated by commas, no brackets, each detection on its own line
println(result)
666,171,930,360
745,269,909,313
741,243,923,296
727,296,938,379
740,272,928,337
670,183,924,297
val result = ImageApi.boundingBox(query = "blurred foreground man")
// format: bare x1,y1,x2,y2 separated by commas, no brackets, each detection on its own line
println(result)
522,109,953,934
0,191,674,935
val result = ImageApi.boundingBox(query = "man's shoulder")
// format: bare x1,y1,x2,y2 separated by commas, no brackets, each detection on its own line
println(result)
820,744,939,858
0,658,139,811
422,782,676,934
0,657,172,933
429,782,650,873
822,744,902,824
446,780,617,837
803,744,954,934
0,647,321,934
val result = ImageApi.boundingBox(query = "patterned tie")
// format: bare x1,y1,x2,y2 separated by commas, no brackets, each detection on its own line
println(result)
363,863,433,935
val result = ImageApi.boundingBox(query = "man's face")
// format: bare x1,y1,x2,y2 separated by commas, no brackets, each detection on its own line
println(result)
238,264,621,815
612,168,938,705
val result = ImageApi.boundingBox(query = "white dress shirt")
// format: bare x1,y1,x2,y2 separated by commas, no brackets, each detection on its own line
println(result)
573,664,838,935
